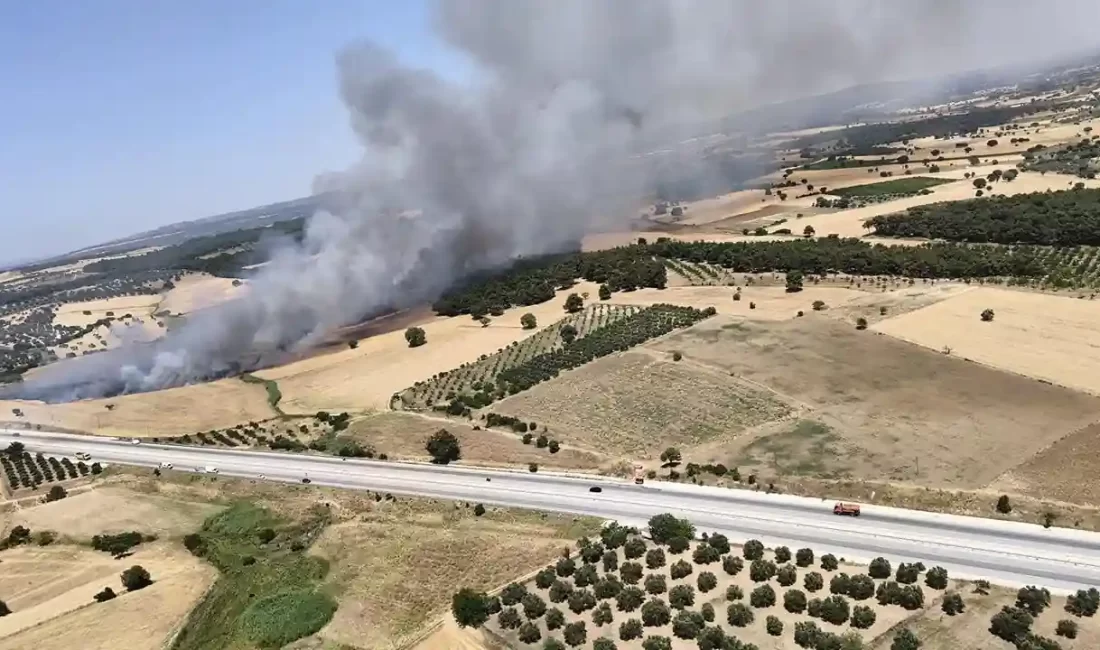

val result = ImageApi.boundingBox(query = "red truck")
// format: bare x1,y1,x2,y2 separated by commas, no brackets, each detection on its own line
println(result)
833,502,861,517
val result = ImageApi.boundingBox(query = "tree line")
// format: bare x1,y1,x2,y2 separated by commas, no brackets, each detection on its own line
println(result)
867,188,1100,246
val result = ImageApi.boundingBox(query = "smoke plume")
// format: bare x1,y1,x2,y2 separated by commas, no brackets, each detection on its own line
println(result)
10,0,1100,402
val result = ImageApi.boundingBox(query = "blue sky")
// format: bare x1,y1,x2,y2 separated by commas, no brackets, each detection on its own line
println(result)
0,0,463,263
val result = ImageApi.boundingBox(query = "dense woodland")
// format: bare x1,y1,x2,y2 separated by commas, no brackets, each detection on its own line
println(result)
433,238,1047,315
866,188,1100,245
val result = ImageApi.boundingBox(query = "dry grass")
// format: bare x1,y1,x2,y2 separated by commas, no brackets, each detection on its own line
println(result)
0,542,216,650
6,486,221,538
159,272,247,315
872,287,1100,397
649,315,1100,487
312,503,598,650
490,351,792,458
990,422,1100,507
345,411,607,470
51,295,162,328
0,377,276,437
605,285,866,321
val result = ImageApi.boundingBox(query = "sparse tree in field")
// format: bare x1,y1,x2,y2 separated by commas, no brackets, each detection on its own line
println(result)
0,600,9,617
645,548,666,569
564,293,584,313
648,514,694,545
549,580,573,604
766,615,783,636
641,598,671,627
727,603,754,627
671,610,701,639
819,595,850,625
942,592,965,616
785,271,805,293
925,566,948,590
869,557,891,579
996,494,1012,513
619,618,643,640
742,539,765,560
546,607,566,630
804,571,824,592
812,300,826,311
645,574,667,595
1056,619,1079,639
856,317,868,330
847,574,875,601
750,584,776,608
795,548,814,567
556,557,577,577
521,313,538,329
794,621,821,648
4,441,25,457
697,572,718,593
518,621,541,644
669,560,692,580
594,576,623,600
726,585,744,601
502,582,528,606
668,537,690,555
535,568,556,590
973,177,987,189
559,323,578,345
828,573,850,596
896,563,920,585
784,589,808,613
669,585,695,610
750,559,777,582
990,606,1033,644
773,546,791,563
93,586,117,603
568,588,597,614
851,605,876,629
453,588,491,627
706,534,730,554
426,429,461,464
563,621,587,647
620,561,643,584
891,628,922,650
548,440,560,454
803,225,816,238
45,485,67,502
820,554,839,571
1016,586,1051,616
659,447,682,467
987,139,998,147
692,544,721,565
120,565,152,591
499,607,523,629
598,285,612,301
523,593,547,620
405,326,426,348
776,564,798,587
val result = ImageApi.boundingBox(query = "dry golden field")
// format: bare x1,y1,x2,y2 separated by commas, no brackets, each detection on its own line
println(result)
5,486,221,537
872,287,1100,397
489,350,793,458
158,272,247,315
645,315,1100,487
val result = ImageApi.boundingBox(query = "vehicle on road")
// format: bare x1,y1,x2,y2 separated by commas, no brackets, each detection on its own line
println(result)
633,463,646,485
130,438,141,445
75,452,91,461
159,462,173,469
589,486,602,493
302,478,312,484
203,465,218,474
833,502,861,517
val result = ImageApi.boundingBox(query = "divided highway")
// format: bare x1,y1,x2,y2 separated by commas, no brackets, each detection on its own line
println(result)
4,428,1100,593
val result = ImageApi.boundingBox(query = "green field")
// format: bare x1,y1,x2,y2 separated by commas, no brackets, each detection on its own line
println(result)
830,176,953,198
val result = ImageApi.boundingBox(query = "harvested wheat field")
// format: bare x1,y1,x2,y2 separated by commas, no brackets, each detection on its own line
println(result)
52,294,163,328
649,315,1100,487
311,497,600,649
873,287,1100,396
158,272,247,315
0,376,276,437
346,411,607,470
676,189,776,226
989,421,1100,507
0,542,216,650
489,350,792,458
8,486,221,537
605,285,864,321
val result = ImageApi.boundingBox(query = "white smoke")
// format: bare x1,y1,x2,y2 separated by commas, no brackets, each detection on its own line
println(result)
11,0,1100,401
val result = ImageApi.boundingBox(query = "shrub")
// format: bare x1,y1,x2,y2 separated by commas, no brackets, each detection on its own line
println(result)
593,638,615,650
784,589,808,613
523,593,547,620
925,566,948,589
521,313,538,329
620,561,643,584
671,610,702,639
182,533,205,556
766,615,783,636
667,536,690,554
645,548,666,569
592,603,614,626
942,592,965,616
819,595,850,625
502,582,527,606
518,621,541,643
996,494,1012,513
774,546,791,563
405,326,426,347
120,565,153,591
623,537,646,559
795,547,815,567
640,598,671,627
1056,619,1079,639
453,588,491,627
851,605,876,629
546,608,566,630
707,533,731,554
239,589,338,647
794,621,821,648
804,571,824,592
669,560,692,580
847,574,876,601
556,557,576,577
1065,587,1100,616
726,585,744,601
45,485,67,502
544,639,565,650
692,544,721,565
568,589,597,614
594,576,623,600
619,618,643,640
535,568,556,589
727,603,754,627
93,586,117,602
820,554,838,571
742,539,765,560
563,621,587,647
549,579,573,603
829,573,851,595
750,559,777,582
807,598,823,618
1016,586,1051,616
980,308,995,322
669,584,695,610
615,586,644,612
869,557,891,579
750,584,776,608
641,636,671,650
989,606,1034,643
891,628,921,650
701,602,714,622
722,555,743,576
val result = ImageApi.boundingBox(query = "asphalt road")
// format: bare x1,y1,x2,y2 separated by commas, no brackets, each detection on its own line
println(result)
5,428,1100,592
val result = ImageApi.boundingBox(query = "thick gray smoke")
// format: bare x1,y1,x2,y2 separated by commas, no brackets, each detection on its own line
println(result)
11,0,1100,402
